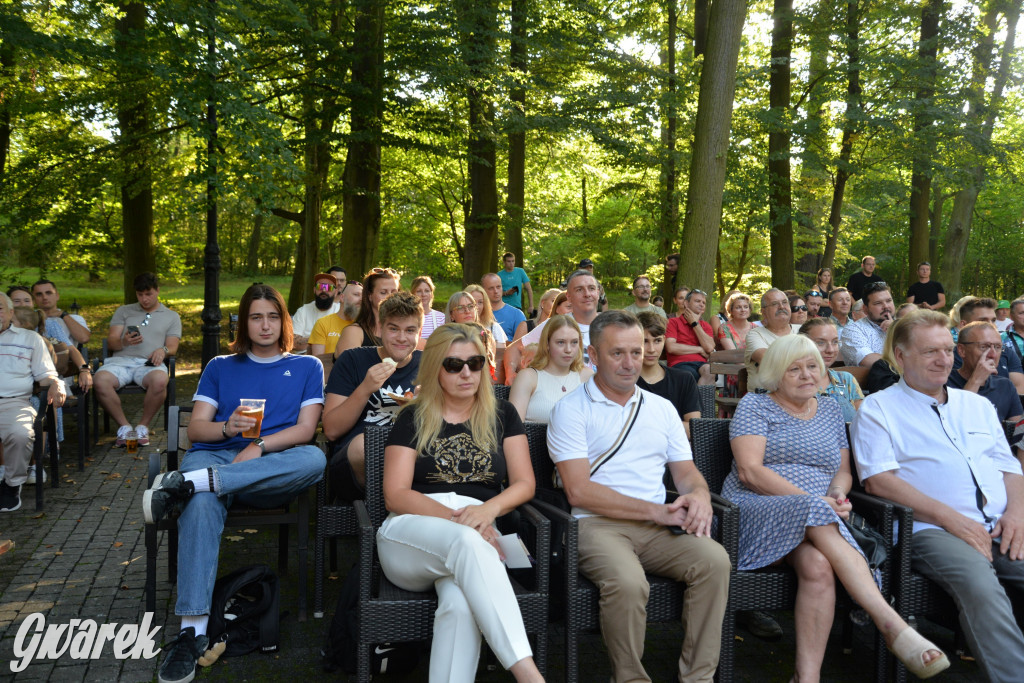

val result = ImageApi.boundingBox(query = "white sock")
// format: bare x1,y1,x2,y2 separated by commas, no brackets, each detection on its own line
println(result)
183,469,216,494
181,614,209,637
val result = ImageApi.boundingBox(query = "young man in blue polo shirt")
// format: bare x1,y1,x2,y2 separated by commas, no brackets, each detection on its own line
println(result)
144,284,325,683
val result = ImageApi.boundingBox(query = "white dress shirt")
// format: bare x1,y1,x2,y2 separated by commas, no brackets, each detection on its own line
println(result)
851,379,1022,535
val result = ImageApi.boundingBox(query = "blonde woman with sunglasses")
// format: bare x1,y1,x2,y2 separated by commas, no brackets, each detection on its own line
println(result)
377,324,543,683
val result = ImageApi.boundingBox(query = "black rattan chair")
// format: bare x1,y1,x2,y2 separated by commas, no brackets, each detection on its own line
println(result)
524,421,740,683
697,382,716,419
28,387,60,511
690,417,895,682
353,423,550,682
144,405,313,621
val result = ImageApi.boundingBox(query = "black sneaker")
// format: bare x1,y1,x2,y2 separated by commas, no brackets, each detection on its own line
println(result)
142,471,194,524
158,627,209,683
738,610,783,641
0,482,21,513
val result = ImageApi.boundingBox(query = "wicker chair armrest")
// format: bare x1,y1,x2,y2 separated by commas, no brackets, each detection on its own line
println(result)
515,502,551,594
355,501,375,601
709,494,740,568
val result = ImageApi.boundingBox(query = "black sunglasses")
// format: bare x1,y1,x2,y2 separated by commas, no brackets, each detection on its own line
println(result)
791,305,808,312
442,355,486,373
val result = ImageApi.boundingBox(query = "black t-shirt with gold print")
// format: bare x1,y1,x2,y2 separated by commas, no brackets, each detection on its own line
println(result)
387,399,525,502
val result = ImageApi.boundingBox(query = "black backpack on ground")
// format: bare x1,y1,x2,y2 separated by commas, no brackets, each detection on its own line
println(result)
207,564,280,658
322,563,424,675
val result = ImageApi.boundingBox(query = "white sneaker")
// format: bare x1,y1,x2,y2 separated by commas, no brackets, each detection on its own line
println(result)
136,424,150,446
116,424,132,447
26,468,47,485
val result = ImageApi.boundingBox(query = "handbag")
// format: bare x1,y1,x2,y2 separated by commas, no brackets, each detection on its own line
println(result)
842,511,888,570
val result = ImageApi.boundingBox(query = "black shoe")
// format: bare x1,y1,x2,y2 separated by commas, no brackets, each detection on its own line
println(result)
738,610,783,641
143,471,194,524
158,627,209,683
0,482,21,513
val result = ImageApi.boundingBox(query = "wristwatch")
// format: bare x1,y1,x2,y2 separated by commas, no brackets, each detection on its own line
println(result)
253,438,266,455
60,311,68,319
689,321,698,328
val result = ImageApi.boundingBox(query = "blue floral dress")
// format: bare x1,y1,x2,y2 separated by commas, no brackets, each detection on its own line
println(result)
722,392,866,571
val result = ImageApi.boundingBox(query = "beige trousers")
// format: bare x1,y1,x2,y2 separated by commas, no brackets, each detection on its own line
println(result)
578,516,730,683
0,397,36,487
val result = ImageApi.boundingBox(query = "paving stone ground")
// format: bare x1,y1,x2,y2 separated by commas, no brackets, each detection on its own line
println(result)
0,374,986,681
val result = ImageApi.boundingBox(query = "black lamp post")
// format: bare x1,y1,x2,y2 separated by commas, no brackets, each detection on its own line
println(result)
200,0,221,369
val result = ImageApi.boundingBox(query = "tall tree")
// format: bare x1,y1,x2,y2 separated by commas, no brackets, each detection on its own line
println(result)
940,0,1020,297
767,0,794,290
340,0,385,277
677,0,747,300
907,0,942,282
458,0,500,285
116,1,155,302
821,0,862,271
503,0,528,264
657,0,679,303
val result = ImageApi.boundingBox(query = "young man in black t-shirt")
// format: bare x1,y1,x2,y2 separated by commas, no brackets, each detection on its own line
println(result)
845,255,884,302
905,261,946,310
323,291,424,501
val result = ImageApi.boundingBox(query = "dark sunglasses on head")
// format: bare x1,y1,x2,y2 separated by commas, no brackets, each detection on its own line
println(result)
442,355,486,373
686,289,707,299
862,281,889,295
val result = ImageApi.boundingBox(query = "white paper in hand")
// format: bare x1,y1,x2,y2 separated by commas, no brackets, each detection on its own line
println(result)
497,534,533,569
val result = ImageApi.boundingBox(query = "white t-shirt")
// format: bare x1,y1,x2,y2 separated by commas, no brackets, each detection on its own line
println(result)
292,300,340,337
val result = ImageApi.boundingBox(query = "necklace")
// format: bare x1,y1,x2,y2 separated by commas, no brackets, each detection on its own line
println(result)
770,394,814,419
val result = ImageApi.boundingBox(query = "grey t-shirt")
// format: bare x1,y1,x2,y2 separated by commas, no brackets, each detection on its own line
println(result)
110,302,182,359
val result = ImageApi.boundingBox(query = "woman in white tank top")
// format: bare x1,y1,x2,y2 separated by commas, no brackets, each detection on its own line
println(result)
509,315,593,423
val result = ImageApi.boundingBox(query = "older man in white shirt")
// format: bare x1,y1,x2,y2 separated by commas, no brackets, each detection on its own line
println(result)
852,309,1024,682
0,293,65,512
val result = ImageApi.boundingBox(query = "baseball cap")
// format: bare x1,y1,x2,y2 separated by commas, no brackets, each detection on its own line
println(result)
578,258,595,269
997,300,1011,310
314,273,338,286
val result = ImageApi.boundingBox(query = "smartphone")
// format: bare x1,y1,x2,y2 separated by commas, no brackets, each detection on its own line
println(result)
126,325,140,335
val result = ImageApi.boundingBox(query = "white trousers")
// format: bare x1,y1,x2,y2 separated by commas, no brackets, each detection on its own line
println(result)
376,492,533,683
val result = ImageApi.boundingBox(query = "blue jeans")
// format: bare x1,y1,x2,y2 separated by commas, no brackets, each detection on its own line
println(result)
174,445,325,615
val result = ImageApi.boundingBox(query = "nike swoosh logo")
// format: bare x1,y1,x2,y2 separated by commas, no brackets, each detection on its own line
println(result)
374,645,396,655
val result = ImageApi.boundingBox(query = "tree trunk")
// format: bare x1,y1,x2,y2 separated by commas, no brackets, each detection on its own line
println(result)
340,0,385,277
794,7,829,281
459,0,500,286
940,0,1020,297
929,183,944,265
767,0,794,290
247,209,262,274
0,33,13,184
658,0,679,303
677,0,747,300
504,0,528,264
116,1,155,303
907,0,941,282
287,92,330,313
821,0,861,271
694,0,708,56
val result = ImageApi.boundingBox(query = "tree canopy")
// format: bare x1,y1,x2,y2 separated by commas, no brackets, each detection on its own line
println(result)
2,0,1022,305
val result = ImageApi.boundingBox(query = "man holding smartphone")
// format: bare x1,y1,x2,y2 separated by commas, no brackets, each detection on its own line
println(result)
94,272,181,447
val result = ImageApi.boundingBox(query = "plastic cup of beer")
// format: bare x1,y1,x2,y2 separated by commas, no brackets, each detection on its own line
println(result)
239,399,266,439
126,430,139,454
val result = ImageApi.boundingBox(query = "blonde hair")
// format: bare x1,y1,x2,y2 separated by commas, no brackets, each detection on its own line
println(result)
530,314,584,372
725,291,751,317
445,291,476,324
464,284,495,326
13,306,45,335
758,334,826,393
409,324,497,455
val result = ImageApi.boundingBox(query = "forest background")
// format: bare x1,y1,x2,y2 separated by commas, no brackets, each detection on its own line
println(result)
2,0,1022,314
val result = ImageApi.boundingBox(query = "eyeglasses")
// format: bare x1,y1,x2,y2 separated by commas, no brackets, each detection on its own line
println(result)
961,342,1002,352
452,305,475,314
862,282,889,296
442,355,486,373
791,305,808,312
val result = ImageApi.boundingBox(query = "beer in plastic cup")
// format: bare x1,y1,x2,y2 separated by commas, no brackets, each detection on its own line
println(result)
239,399,266,439
126,430,139,454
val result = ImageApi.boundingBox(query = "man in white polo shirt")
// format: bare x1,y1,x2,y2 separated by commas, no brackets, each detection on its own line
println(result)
852,309,1024,682
548,310,730,683
839,282,894,368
